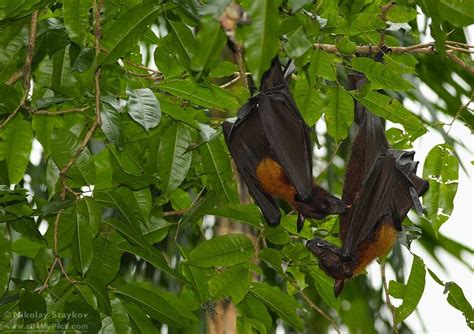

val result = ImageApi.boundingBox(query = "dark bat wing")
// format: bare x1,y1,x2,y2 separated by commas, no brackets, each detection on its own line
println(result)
258,60,313,201
222,110,281,226
341,149,428,258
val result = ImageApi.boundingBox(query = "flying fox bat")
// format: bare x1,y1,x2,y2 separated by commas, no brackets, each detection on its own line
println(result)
307,53,429,296
222,58,346,231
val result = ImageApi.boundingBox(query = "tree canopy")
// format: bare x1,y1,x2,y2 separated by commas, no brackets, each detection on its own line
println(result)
0,0,472,333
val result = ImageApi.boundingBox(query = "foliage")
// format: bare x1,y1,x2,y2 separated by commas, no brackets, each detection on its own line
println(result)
0,0,472,333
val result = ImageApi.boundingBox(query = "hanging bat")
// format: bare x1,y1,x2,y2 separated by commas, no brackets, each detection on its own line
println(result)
222,58,346,231
307,53,429,296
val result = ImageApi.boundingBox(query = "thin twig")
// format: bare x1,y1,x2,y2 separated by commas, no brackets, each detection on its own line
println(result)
377,2,397,49
314,42,435,55
27,106,90,115
5,70,23,86
122,59,161,75
298,288,341,334
234,43,248,88
381,261,399,334
446,92,474,135
219,74,241,88
447,52,474,74
0,11,39,129
316,141,342,179
163,209,187,217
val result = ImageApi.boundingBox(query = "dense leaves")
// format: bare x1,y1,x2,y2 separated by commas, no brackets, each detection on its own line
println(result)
0,0,472,333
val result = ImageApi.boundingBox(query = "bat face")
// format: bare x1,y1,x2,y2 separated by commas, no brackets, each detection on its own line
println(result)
306,238,353,280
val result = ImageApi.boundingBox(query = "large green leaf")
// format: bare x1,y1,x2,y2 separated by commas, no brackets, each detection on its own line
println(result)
109,296,133,334
356,91,426,135
243,0,283,83
208,264,252,304
19,290,47,324
99,2,161,65
100,100,124,147
250,282,304,331
239,295,273,333
208,203,262,227
324,86,354,141
63,0,91,45
200,138,238,203
72,208,94,275
157,122,192,193
352,57,413,91
438,0,474,27
127,88,161,132
86,235,122,285
51,127,96,185
123,300,158,333
293,75,327,126
0,224,11,296
191,16,226,72
115,283,197,328
422,144,459,234
167,19,196,69
158,79,239,110
0,115,33,184
187,234,254,267
389,255,426,323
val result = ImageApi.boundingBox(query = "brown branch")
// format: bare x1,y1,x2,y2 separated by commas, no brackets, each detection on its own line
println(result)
234,43,248,89
377,2,397,49
314,42,435,55
5,70,23,86
297,288,341,334
27,106,90,115
220,74,241,88
0,11,39,129
447,52,474,74
381,261,399,334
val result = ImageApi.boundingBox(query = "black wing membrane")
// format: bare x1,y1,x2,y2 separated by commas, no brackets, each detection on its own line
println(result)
259,59,313,201
341,71,429,257
222,110,281,226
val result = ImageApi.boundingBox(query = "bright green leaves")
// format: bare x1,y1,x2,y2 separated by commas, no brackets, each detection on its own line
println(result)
352,57,413,91
243,0,282,83
0,115,33,184
127,88,162,132
324,86,354,141
168,19,197,70
422,144,459,234
209,264,252,304
62,0,91,45
115,283,197,328
355,92,426,135
157,122,192,194
158,80,239,110
251,283,304,331
389,255,426,324
284,26,312,59
437,0,474,27
51,127,96,185
187,234,254,267
0,224,12,296
293,74,326,126
191,17,226,72
99,2,161,65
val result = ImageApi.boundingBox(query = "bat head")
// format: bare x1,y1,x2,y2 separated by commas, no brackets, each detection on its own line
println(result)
295,186,347,220
306,238,353,281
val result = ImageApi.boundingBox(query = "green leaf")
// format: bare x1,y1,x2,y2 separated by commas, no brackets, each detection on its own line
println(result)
187,234,254,267
209,61,239,78
158,79,239,110
355,91,426,135
250,282,304,331
284,26,312,59
101,100,124,147
76,197,101,237
258,248,284,275
307,49,339,82
352,58,413,91
110,296,133,333
422,144,459,234
115,283,197,328
209,264,252,304
387,5,418,23
51,127,96,185
86,235,121,285
157,122,192,193
168,19,197,69
243,0,283,83
63,0,91,45
336,36,357,55
12,237,43,258
0,115,33,184
127,88,162,132
0,224,12,296
208,203,262,227
19,290,47,324
123,300,158,333
324,86,354,141
444,281,474,329
191,16,226,72
200,138,238,203
308,265,341,311
72,207,94,275
438,0,474,27
294,75,326,126
64,300,102,333
34,247,58,285
239,295,272,333
389,255,426,323
99,3,161,65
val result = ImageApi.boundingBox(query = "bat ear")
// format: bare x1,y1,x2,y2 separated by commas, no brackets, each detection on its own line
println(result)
260,57,285,91
334,279,345,297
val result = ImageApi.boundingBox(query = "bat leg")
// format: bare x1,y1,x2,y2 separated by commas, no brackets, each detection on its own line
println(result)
297,213,305,232
334,279,345,297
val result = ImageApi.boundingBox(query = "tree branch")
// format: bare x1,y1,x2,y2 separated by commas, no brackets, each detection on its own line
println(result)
0,10,39,129
381,261,399,334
